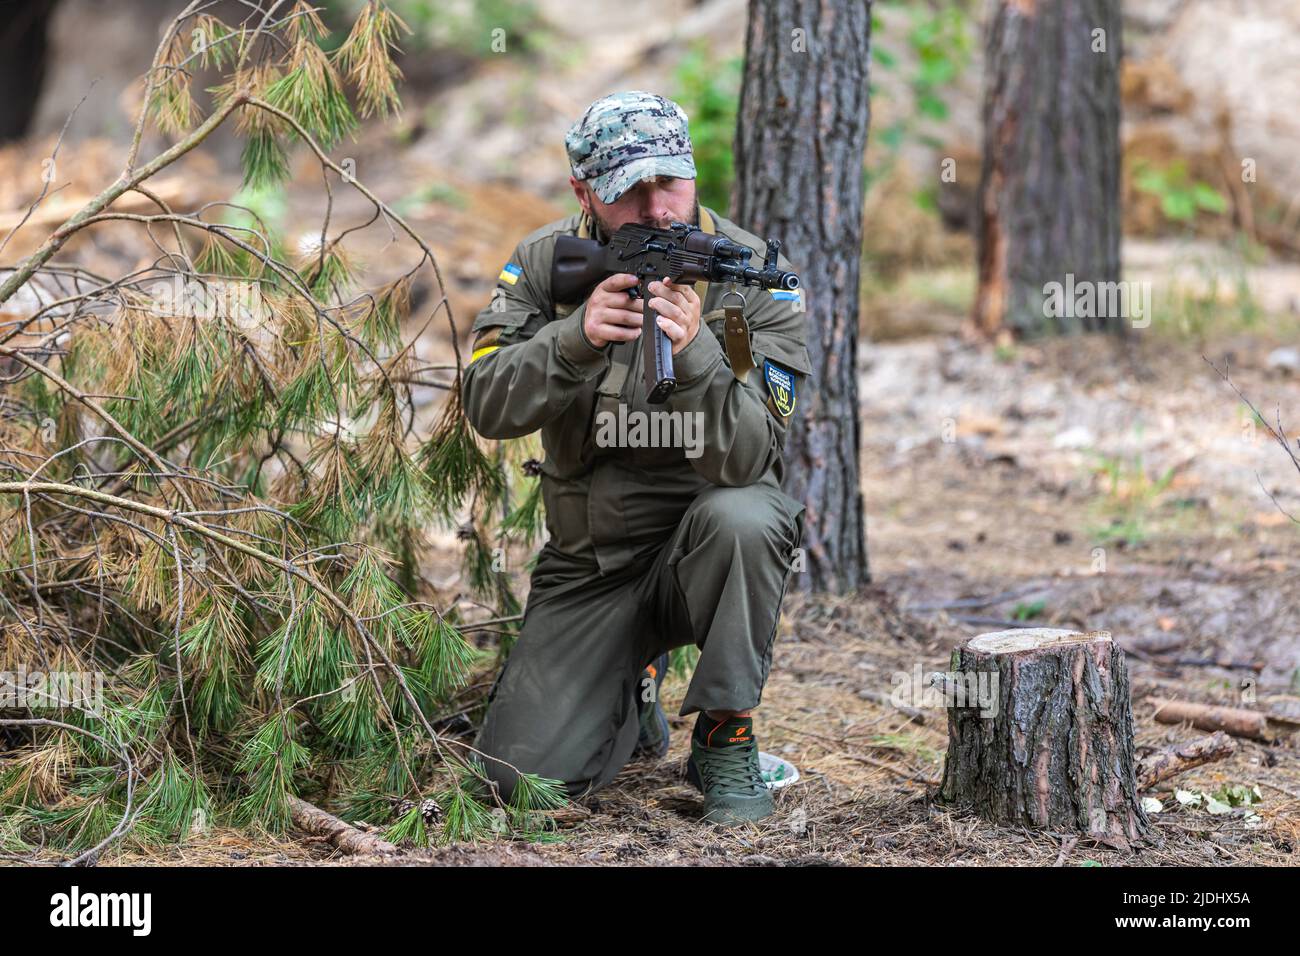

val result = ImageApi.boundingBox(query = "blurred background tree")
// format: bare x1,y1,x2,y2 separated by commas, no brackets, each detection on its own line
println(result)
972,0,1123,338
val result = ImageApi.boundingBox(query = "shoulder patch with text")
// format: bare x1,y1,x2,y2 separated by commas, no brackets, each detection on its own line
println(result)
763,359,796,417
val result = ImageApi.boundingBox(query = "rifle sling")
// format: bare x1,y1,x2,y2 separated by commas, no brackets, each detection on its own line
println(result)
723,301,756,383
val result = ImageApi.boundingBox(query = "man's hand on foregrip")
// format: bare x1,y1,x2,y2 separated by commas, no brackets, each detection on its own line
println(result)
646,279,701,356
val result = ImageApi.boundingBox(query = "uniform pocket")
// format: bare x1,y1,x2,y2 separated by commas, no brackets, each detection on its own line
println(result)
541,394,597,479
753,329,812,377
470,289,542,335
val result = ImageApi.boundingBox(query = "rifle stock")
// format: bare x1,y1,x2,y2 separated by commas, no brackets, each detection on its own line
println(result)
552,235,609,305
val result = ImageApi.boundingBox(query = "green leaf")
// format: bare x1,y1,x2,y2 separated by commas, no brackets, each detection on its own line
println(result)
1193,182,1228,214
917,94,949,121
1161,192,1197,222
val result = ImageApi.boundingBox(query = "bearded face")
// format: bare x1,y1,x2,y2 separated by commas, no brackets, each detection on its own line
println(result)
576,176,699,239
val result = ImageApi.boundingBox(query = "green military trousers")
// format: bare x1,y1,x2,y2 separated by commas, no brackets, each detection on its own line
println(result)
473,480,804,800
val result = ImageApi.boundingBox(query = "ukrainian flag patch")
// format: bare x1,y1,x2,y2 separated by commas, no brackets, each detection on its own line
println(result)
763,359,796,417
498,262,523,285
769,288,800,302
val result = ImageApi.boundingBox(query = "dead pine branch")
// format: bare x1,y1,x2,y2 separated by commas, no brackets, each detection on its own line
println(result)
1149,698,1276,742
1136,732,1237,790
287,797,399,857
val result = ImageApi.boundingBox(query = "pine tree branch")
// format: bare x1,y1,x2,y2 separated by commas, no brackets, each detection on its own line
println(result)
0,479,522,793
243,96,465,372
0,2,529,853
0,716,141,866
0,90,247,309
123,1,206,174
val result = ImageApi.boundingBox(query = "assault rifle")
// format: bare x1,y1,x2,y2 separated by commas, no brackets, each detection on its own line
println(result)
551,221,800,404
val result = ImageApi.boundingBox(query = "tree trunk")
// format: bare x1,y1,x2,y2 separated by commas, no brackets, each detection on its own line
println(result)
0,0,57,144
732,0,873,593
939,628,1151,844
972,0,1123,338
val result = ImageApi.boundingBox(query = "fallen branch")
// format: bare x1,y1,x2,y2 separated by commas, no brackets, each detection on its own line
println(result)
1136,732,1236,790
1053,835,1079,867
953,615,1041,629
1149,698,1273,742
1126,633,1186,656
0,1,528,857
908,583,1048,613
287,797,399,857
856,688,927,725
1165,656,1263,672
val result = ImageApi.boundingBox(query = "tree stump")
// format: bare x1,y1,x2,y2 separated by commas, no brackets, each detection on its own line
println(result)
938,628,1151,844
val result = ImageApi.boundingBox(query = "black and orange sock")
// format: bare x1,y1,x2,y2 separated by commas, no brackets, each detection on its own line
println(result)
693,711,754,749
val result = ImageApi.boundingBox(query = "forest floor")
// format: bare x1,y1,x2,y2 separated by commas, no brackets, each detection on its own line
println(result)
105,322,1300,867
7,119,1299,868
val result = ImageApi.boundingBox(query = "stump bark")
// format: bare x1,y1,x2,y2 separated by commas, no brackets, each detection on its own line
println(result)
939,628,1151,842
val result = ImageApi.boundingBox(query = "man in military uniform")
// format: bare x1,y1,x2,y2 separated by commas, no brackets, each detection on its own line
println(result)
462,91,810,825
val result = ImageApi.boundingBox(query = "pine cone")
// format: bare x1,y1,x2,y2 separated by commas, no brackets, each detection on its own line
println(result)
420,798,442,824
393,796,440,824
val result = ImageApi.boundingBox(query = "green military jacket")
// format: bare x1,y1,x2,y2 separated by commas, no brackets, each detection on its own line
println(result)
462,206,810,576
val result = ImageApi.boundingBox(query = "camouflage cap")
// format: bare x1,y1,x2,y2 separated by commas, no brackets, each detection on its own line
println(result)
565,91,696,205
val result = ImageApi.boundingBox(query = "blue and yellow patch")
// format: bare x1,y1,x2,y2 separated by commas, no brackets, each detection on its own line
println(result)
498,262,523,285
769,288,800,303
763,359,796,417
